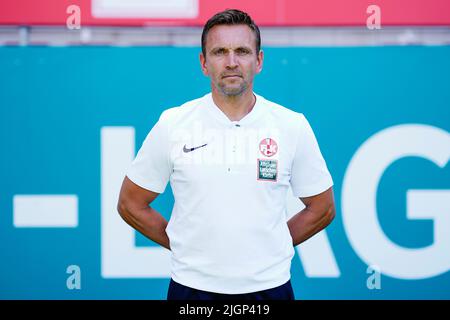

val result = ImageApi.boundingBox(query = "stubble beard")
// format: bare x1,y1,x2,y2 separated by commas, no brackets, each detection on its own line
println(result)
216,77,249,97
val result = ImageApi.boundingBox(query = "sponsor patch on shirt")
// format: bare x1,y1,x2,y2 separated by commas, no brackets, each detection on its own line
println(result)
257,159,278,182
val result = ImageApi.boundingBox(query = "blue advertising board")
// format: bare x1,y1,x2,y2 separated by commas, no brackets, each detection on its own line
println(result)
0,46,449,299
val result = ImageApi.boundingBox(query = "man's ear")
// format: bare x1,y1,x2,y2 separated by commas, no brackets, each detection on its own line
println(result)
256,50,264,74
200,52,209,76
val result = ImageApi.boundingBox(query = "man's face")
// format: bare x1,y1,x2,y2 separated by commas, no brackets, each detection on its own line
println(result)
200,24,263,97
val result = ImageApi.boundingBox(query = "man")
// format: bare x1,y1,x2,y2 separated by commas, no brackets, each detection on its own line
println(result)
117,9,335,300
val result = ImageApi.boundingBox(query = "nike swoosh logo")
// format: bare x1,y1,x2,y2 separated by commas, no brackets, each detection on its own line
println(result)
183,143,208,153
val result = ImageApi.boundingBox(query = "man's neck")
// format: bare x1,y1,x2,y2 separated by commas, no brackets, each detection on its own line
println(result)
211,88,256,122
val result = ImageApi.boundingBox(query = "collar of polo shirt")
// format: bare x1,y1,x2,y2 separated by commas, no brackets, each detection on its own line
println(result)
204,92,265,127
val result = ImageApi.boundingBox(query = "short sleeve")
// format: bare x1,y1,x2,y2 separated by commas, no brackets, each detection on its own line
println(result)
290,114,333,198
126,111,172,193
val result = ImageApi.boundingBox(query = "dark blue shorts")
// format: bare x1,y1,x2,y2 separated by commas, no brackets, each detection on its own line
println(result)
167,279,295,300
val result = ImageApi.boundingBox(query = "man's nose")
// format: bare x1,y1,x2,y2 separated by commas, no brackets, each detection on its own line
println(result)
225,52,238,69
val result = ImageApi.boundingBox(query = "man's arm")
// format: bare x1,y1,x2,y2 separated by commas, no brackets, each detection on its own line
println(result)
287,187,335,246
117,176,170,250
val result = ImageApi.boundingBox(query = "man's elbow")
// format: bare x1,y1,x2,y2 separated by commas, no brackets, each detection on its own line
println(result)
117,199,130,221
324,203,336,226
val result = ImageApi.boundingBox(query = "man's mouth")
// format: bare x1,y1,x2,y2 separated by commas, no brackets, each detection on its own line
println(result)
222,74,242,79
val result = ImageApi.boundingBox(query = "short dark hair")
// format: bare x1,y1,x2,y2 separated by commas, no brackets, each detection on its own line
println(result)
201,9,261,57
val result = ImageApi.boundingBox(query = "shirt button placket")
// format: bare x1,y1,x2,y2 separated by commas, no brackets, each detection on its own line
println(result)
230,123,242,173
228,122,241,173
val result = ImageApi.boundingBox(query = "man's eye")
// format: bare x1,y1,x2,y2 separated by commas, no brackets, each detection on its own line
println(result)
236,49,250,55
214,49,226,55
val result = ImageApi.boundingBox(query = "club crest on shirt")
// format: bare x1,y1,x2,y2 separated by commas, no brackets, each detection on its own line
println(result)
259,138,278,157
257,159,278,182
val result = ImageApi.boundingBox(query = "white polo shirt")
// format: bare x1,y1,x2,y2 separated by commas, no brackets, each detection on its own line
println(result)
126,92,333,294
